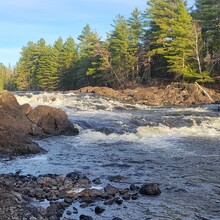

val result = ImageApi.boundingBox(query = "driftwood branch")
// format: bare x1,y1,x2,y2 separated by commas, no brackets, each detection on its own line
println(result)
195,82,214,102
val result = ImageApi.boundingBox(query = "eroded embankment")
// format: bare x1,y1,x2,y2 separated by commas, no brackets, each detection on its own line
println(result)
74,83,220,106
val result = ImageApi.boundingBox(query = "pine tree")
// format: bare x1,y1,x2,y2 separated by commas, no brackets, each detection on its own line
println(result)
108,14,137,87
77,24,104,87
147,0,205,80
148,0,193,76
60,37,78,89
36,46,59,90
128,8,144,81
193,0,220,75
0,63,7,91
15,41,37,90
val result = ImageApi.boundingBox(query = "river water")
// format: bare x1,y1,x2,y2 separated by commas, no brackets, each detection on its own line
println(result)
1,92,220,219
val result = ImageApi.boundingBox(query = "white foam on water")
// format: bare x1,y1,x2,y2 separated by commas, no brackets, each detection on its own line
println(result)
14,91,220,141
138,116,220,138
14,92,128,111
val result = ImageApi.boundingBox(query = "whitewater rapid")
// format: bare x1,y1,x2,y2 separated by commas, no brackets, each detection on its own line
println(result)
1,91,220,219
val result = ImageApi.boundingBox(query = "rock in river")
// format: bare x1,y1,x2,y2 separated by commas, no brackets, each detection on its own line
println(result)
139,183,161,196
0,91,78,157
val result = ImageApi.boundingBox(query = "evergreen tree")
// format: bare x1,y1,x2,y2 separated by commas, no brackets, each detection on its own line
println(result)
0,63,15,91
147,0,206,81
0,63,7,91
108,15,137,87
193,0,220,75
14,41,37,90
35,43,59,90
77,24,104,87
128,8,144,81
60,37,78,89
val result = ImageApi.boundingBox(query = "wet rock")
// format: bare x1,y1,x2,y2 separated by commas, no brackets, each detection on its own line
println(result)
95,205,105,214
48,215,59,220
108,175,127,182
0,127,44,156
66,210,72,215
80,203,89,208
104,184,119,196
92,177,101,184
104,197,117,205
119,188,129,195
66,172,80,182
77,177,91,187
79,214,93,220
139,183,161,196
122,193,131,200
115,198,123,205
130,184,140,191
64,197,73,204
0,91,78,157
72,207,78,214
131,193,138,200
27,105,79,135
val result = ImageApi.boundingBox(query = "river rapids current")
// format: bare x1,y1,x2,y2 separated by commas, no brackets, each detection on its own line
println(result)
0,91,220,220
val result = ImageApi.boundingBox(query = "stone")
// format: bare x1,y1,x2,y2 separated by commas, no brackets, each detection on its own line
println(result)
27,105,78,135
104,184,119,196
74,83,220,106
72,207,78,214
104,197,116,205
66,210,72,215
79,214,93,220
64,197,73,204
130,184,140,191
92,178,101,184
95,206,105,214
139,183,161,196
115,198,123,205
0,91,78,157
21,103,32,115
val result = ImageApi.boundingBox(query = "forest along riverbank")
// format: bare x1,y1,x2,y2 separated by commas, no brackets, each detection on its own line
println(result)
1,87,220,219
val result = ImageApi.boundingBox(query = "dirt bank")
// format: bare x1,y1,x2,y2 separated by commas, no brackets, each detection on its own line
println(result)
74,83,220,106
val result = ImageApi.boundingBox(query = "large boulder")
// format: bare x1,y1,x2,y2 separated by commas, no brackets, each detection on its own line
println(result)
0,128,44,156
0,91,33,134
0,91,78,157
27,105,79,135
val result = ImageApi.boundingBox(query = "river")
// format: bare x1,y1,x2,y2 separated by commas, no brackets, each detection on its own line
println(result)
0,91,220,219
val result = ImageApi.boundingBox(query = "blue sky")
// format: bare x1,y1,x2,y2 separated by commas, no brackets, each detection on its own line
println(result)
0,0,195,66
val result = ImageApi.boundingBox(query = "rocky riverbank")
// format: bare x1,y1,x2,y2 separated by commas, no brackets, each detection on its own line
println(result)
74,83,220,106
0,172,161,220
0,91,78,157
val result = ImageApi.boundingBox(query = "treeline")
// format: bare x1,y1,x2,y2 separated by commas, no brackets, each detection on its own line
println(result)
0,63,14,91
1,0,220,91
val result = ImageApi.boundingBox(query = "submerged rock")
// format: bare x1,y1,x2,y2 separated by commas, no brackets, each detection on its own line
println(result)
95,205,105,214
80,214,93,220
139,183,161,196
